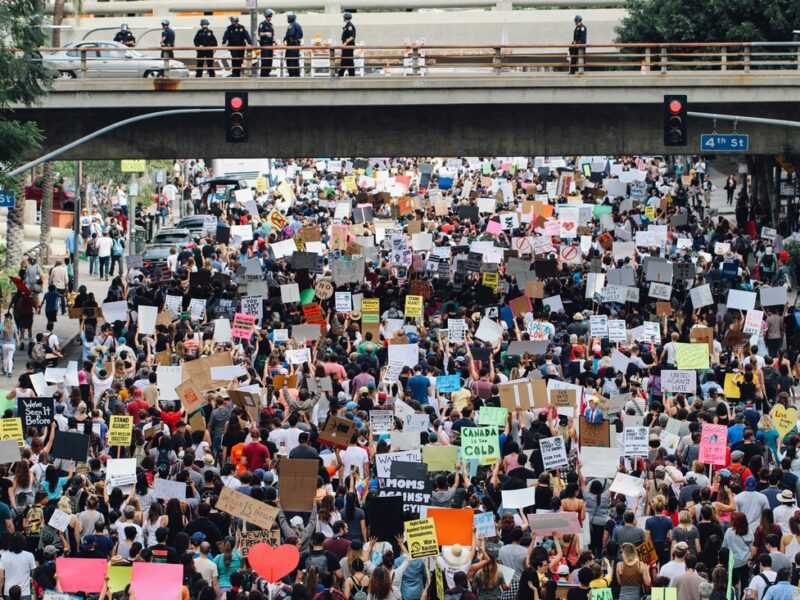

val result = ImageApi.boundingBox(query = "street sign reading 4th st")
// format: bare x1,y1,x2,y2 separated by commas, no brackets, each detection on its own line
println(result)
700,134,749,152
0,190,16,208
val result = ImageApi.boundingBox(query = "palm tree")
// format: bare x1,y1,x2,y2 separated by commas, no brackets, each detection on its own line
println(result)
39,161,54,244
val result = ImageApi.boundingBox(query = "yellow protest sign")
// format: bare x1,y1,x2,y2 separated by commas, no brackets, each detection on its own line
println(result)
723,372,742,399
361,299,380,313
344,175,357,192
0,418,23,447
644,205,656,220
675,343,710,370
255,177,267,193
120,160,146,173
404,518,439,559
109,415,133,446
267,208,288,231
405,295,423,318
770,404,798,440
277,180,295,203
482,272,499,290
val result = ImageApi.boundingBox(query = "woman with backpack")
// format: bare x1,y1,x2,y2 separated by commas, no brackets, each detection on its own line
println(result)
342,558,369,600
471,538,504,600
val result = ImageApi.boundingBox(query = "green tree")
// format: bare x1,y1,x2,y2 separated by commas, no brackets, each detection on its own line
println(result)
616,0,800,44
0,0,53,269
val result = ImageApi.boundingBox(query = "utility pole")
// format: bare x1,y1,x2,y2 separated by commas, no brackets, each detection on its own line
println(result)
73,160,82,291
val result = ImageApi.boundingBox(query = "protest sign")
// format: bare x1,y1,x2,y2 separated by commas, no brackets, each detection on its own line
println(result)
365,496,405,541
479,407,508,428
51,431,89,462
540,436,569,470
743,310,763,335
277,459,319,512
48,508,72,532
240,530,281,555
675,343,710,370
175,380,207,414
610,473,645,497
0,439,21,464
131,563,182,600
760,285,788,307
108,415,133,446
661,370,696,394
216,487,279,530
404,518,439,559
404,414,430,434
153,477,187,500
56,558,107,593
502,487,535,509
436,375,461,393
699,424,728,466
550,388,577,409
474,512,496,539
377,461,431,516
369,410,395,433
18,397,54,428
422,446,459,472
636,539,659,565
318,416,357,449
623,427,648,457
579,422,610,448
580,447,620,479
461,426,500,460
770,404,797,440
426,508,474,546
376,450,423,479
526,512,582,537
498,379,547,411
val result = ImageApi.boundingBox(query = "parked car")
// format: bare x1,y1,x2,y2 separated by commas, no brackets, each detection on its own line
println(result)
152,228,192,246
176,215,210,237
141,244,173,277
44,41,190,79
24,176,75,210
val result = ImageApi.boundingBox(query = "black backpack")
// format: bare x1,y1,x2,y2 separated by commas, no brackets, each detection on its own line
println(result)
156,448,171,475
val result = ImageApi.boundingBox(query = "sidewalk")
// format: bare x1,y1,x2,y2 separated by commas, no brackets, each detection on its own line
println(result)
7,256,110,384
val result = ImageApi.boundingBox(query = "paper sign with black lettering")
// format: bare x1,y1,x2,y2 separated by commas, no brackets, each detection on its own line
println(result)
539,436,569,471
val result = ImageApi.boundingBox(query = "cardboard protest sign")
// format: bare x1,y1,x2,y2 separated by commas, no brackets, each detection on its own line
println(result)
579,421,610,448
18,397,54,428
175,380,207,415
540,436,569,470
461,426,499,460
181,352,233,392
108,415,133,446
228,389,260,423
550,389,577,409
498,379,547,411
277,459,318,512
426,508,474,546
216,487,279,530
404,518,439,559
526,512,582,537
636,539,659,565
699,424,728,466
241,529,281,555
318,416,357,449
51,431,89,462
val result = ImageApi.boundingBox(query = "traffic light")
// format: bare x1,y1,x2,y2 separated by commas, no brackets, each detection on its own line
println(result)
225,91,248,143
663,94,687,146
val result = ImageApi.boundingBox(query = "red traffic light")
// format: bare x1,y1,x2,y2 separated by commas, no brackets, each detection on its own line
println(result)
229,96,244,110
669,99,683,113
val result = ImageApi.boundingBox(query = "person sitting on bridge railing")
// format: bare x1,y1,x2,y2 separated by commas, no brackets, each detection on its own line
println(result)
113,24,136,48
223,15,252,78
194,19,218,78
160,19,175,59
284,12,304,77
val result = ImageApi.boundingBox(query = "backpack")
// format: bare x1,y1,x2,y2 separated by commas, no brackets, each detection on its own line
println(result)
156,448,171,474
87,239,99,257
759,573,776,594
30,342,46,363
26,504,43,536
349,576,368,600
728,465,744,490
112,238,123,256
306,553,331,578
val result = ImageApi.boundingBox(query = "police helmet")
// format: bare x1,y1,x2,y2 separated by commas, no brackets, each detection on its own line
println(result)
200,18,209,25
230,15,240,22
264,9,274,17
120,23,129,31
161,19,170,26
343,11,352,20
287,11,296,23
573,14,582,22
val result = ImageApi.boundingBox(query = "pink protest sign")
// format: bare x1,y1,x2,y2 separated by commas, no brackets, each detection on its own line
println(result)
486,220,502,235
56,558,108,593
132,562,183,600
231,312,256,340
699,424,728,466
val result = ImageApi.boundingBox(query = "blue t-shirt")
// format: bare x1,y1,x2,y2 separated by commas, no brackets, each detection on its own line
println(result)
43,291,60,312
645,515,673,543
41,477,68,501
407,375,430,404
0,501,11,533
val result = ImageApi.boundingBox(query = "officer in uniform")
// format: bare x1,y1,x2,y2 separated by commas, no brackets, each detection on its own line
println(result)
337,12,356,77
222,15,252,77
258,9,275,77
113,24,136,47
569,15,587,74
193,19,218,77
283,12,303,77
160,19,175,59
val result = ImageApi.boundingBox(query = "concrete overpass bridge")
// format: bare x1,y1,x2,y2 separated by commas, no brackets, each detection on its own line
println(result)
16,42,800,159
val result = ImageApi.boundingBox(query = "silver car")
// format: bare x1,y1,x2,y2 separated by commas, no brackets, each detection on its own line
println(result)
45,41,190,79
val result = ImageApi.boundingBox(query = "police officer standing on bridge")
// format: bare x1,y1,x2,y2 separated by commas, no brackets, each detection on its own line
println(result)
114,24,136,47
283,12,303,77
258,9,275,77
222,15,252,77
194,19,218,77
160,20,175,59
337,12,356,77
569,15,586,74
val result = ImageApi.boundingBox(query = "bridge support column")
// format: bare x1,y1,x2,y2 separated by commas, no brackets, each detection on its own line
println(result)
495,0,513,10
324,1,341,14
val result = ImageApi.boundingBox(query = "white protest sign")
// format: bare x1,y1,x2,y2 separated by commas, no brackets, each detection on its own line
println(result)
623,427,648,457
540,436,569,471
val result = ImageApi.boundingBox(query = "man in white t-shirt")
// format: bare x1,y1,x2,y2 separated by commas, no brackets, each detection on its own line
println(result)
0,535,36,598
340,437,369,478
96,232,114,280
748,555,777,600
657,542,688,583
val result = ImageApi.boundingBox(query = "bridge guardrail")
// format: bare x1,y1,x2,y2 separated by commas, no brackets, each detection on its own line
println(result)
27,42,800,80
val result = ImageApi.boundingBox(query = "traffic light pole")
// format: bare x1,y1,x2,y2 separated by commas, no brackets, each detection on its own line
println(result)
688,111,800,129
6,108,224,178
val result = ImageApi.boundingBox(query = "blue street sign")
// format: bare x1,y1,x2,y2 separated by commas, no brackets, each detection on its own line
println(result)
700,134,749,152
0,190,16,208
